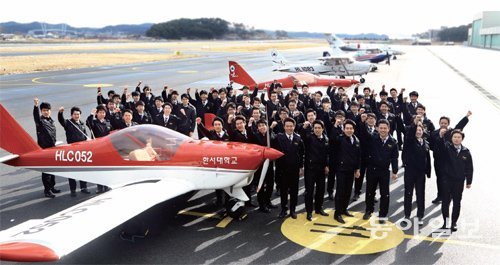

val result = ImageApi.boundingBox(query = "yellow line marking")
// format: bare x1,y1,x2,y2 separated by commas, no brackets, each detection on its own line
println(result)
177,210,219,219
403,234,500,250
216,216,233,228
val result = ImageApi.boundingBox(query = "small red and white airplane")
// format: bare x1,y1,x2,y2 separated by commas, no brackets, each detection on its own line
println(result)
0,104,283,262
229,61,359,90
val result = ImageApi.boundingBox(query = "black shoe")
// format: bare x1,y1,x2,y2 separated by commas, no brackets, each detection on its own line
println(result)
417,217,424,226
328,193,334,201
306,213,313,221
451,223,458,232
267,203,278,209
81,188,91,194
275,189,280,196
290,211,297,219
315,209,329,216
352,194,360,201
334,215,345,224
258,207,271,213
432,197,442,204
379,219,386,224
363,212,371,220
50,188,61,194
44,191,55,198
278,210,288,218
374,197,379,203
70,191,77,197
344,211,354,217
245,201,258,207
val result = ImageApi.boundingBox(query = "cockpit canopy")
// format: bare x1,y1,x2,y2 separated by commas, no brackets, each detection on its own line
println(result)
109,125,190,161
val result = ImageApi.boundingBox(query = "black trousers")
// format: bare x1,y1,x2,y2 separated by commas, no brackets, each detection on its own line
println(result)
441,180,464,225
256,166,275,208
354,158,368,195
404,171,426,218
365,168,390,217
327,165,336,195
304,167,326,214
42,173,55,192
69,179,87,191
335,170,355,216
280,169,299,212
274,161,282,191
434,161,445,199
395,116,404,148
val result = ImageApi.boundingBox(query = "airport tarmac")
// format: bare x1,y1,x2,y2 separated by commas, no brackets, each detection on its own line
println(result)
1,44,500,264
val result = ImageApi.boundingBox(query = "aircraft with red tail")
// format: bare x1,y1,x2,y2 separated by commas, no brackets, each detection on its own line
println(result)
0,104,282,262
228,61,358,90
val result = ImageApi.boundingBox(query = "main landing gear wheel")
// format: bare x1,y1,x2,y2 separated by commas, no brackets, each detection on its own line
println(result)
360,78,366,83
340,75,346,79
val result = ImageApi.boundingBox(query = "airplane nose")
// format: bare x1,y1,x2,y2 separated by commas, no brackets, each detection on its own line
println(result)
263,147,283,160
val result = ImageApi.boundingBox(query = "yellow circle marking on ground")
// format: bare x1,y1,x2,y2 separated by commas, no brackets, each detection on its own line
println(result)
177,70,198,74
83,84,113,88
281,210,404,255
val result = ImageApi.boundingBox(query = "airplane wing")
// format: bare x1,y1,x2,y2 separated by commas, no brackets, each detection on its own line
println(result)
0,179,195,262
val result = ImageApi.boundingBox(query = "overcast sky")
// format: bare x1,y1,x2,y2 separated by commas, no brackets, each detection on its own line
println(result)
3,0,498,38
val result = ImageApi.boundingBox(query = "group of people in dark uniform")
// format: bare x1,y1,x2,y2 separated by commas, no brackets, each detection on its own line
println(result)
33,80,473,232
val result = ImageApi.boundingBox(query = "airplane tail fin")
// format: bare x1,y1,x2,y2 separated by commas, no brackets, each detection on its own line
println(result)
271,49,288,70
0,104,41,155
325,33,346,55
228,61,257,87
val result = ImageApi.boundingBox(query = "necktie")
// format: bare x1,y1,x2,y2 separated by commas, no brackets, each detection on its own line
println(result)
369,127,373,134
351,137,354,145
419,139,423,146
289,135,293,142
165,117,169,124
456,147,460,154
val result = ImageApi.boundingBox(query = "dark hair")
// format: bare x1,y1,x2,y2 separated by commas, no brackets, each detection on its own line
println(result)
288,99,297,105
379,90,388,97
199,90,208,96
390,88,397,93
350,101,359,107
70,106,81,115
143,85,150,92
378,100,390,108
253,97,261,102
163,102,173,109
284,117,296,126
131,91,140,97
181,93,189,100
451,129,464,139
256,119,268,126
241,86,249,90
252,107,261,113
377,119,390,128
218,88,228,94
39,102,51,110
305,108,316,116
367,113,377,119
135,100,145,106
123,109,133,115
301,84,309,89
112,94,121,100
344,119,356,129
96,105,106,113
107,90,115,97
312,120,325,129
171,90,179,96
155,96,164,102
234,115,246,123
439,116,450,124
212,117,224,126
356,94,364,100
279,107,289,114
416,104,426,111
335,110,345,118
315,91,323,97
409,91,419,97
363,87,371,92
227,102,236,109
289,90,298,96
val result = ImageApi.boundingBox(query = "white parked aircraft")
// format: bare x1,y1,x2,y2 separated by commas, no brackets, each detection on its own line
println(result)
271,49,372,83
326,33,405,59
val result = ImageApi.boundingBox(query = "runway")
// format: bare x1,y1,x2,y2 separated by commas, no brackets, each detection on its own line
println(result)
1,44,500,264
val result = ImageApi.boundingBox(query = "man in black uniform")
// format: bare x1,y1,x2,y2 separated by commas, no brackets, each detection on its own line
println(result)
331,119,361,224
275,118,304,219
429,111,470,204
189,89,215,123
114,109,137,129
438,129,473,232
353,113,378,201
154,103,181,131
402,122,431,225
301,120,329,221
359,117,399,223
86,105,113,193
253,119,278,213
177,94,197,137
58,106,90,196
133,101,152,124
33,98,59,198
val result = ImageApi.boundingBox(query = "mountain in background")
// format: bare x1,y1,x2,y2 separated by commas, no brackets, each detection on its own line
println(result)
0,21,389,40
